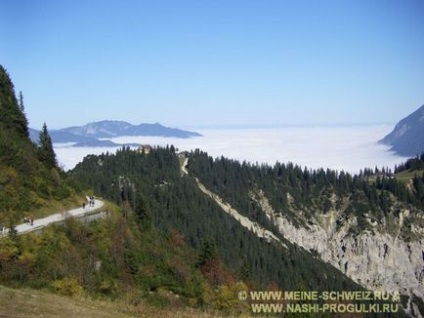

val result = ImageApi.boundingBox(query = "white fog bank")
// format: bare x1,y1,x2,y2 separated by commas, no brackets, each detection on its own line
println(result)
55,125,408,174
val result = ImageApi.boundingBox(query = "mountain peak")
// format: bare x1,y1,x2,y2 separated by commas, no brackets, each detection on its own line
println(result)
29,120,202,147
379,104,424,156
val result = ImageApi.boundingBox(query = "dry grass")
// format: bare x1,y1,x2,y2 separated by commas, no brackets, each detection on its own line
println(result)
0,285,131,318
30,195,86,219
395,169,424,183
0,285,227,318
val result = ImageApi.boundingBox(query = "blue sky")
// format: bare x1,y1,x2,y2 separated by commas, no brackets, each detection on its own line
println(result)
1,0,424,129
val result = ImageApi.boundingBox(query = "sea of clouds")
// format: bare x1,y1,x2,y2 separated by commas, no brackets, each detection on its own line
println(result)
54,125,409,175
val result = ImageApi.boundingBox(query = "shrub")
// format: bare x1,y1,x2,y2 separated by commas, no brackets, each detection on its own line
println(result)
51,276,83,296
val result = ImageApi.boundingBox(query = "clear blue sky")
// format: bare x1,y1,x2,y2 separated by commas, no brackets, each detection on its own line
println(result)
1,0,424,129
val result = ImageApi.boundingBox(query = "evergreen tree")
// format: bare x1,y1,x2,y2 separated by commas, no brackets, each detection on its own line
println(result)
135,194,152,231
38,122,57,168
239,257,253,284
197,239,219,268
0,65,29,138
197,238,224,287
18,91,25,112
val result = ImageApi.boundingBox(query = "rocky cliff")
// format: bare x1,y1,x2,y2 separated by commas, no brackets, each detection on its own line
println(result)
250,189,424,316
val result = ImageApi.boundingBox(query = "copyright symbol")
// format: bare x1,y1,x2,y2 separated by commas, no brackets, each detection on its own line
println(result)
238,291,248,301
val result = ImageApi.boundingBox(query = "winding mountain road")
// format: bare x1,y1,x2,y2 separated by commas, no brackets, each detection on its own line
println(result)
2,198,104,236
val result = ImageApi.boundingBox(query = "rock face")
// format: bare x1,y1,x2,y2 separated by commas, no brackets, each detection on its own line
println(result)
250,190,424,316
275,215,424,295
380,105,424,157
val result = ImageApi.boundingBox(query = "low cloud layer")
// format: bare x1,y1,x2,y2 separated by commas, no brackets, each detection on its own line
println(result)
55,125,408,175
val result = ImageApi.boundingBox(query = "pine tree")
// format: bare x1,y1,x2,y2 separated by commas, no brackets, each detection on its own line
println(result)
197,239,219,268
135,194,152,230
239,257,252,284
38,122,57,168
197,238,224,287
0,65,29,138
18,91,24,112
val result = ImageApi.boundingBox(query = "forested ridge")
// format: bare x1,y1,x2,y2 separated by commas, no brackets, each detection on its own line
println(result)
188,149,424,240
71,147,364,290
69,144,420,316
189,150,424,212
72,146,402,287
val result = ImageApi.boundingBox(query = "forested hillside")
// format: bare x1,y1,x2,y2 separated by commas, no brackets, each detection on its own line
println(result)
70,148,371,294
187,150,424,316
70,145,424,316
0,66,242,316
188,150,424,240
0,65,77,225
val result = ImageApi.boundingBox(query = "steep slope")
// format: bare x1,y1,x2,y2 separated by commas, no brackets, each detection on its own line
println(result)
250,190,424,313
187,151,424,316
0,200,233,315
0,65,76,224
70,148,377,295
0,77,244,315
0,66,28,138
380,105,424,157
0,284,224,318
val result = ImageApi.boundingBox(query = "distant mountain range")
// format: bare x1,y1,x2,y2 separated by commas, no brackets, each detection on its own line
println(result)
30,120,202,147
379,105,424,157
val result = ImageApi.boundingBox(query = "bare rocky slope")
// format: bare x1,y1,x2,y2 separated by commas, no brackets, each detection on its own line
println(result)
202,181,424,316
248,188,424,316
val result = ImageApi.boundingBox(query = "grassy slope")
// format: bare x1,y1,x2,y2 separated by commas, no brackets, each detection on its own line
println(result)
0,285,227,318
395,169,424,183
29,194,88,219
0,285,131,318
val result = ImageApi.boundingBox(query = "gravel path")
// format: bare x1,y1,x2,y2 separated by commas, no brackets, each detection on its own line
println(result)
2,198,104,235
